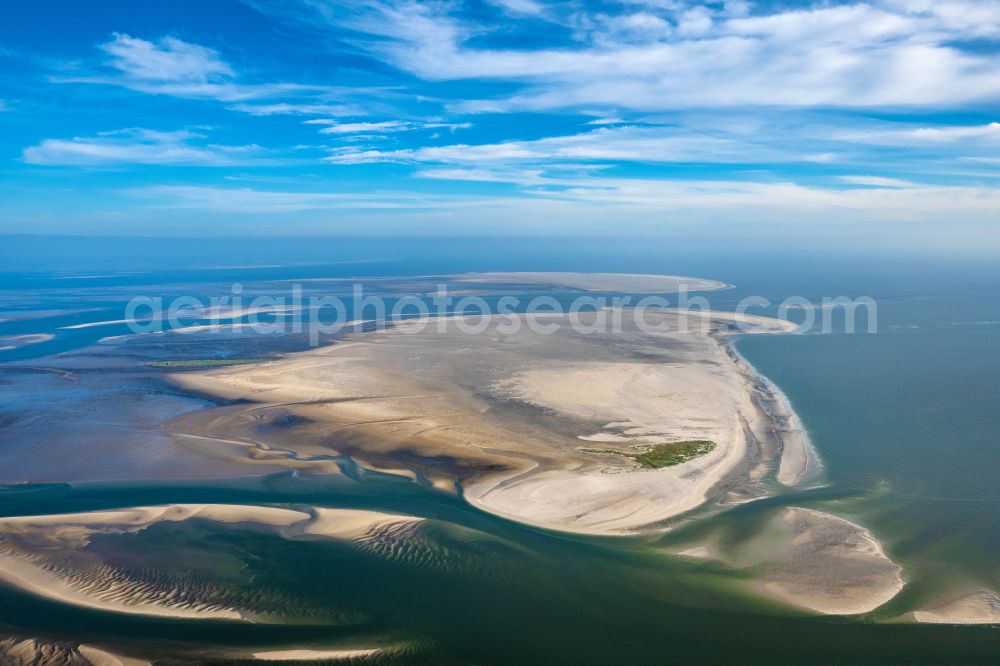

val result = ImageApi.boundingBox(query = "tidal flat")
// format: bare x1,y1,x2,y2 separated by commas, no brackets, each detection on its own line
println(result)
0,271,998,665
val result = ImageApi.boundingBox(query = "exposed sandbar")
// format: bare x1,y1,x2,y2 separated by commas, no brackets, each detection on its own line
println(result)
0,333,54,350
674,507,902,615
448,271,729,293
252,647,382,661
303,508,423,540
753,508,903,615
169,309,800,534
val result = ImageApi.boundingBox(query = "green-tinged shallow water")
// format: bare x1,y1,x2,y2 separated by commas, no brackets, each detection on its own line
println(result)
1,247,999,663
0,475,997,665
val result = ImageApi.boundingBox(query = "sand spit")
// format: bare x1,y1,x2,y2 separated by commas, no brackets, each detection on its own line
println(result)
688,310,812,486
0,504,313,545
774,426,810,486
0,505,422,620
912,590,1000,624
448,271,729,293
253,647,382,661
728,346,812,487
169,310,801,535
59,319,135,330
62,306,299,331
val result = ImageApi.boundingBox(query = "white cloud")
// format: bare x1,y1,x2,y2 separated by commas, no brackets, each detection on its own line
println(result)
840,122,1000,145
309,120,411,133
126,185,500,213
590,12,674,44
101,33,234,82
227,102,364,116
60,34,331,102
960,157,1000,166
120,178,1000,237
325,124,807,165
306,119,471,135
838,175,918,188
266,1,1000,111
22,128,261,166
414,166,552,185
509,177,1000,231
488,0,545,16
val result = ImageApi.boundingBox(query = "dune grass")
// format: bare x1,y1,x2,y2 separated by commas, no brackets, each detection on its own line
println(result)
582,440,716,469
146,358,265,368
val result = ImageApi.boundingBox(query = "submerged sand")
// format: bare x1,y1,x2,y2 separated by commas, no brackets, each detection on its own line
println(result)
0,333,54,350
0,637,150,666
912,590,1000,624
676,507,903,615
0,505,422,620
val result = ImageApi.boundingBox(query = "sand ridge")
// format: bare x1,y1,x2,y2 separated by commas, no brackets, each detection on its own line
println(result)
0,637,151,666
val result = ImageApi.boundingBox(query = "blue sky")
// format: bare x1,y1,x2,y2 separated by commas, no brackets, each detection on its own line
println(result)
1,0,999,248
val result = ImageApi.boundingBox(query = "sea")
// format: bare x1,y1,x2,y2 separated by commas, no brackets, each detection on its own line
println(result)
0,235,998,663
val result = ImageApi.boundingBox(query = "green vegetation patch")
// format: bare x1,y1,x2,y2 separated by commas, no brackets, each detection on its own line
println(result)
582,440,716,469
146,358,265,368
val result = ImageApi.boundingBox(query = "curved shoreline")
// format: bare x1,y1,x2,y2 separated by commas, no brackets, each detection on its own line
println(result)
724,340,817,487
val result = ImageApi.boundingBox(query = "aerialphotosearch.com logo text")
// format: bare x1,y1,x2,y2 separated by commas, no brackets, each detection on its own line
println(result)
124,283,878,344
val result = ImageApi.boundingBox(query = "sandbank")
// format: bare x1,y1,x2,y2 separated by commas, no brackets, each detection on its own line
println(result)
0,333,54,350
169,309,801,534
448,271,729,293
253,647,382,661
756,508,903,615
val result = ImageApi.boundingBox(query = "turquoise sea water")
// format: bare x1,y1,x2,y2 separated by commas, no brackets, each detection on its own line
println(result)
1,239,998,662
